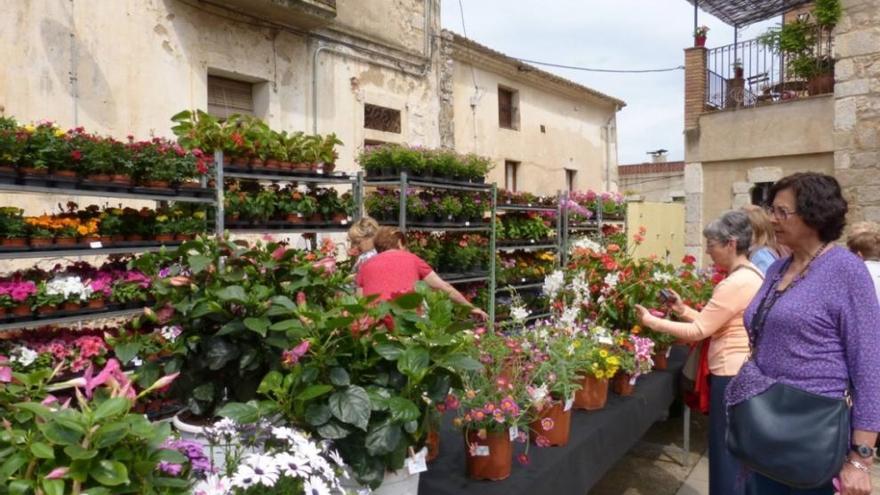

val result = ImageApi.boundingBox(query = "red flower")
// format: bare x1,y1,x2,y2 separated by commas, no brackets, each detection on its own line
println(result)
535,435,551,447
70,150,82,161
682,255,697,265
517,453,530,466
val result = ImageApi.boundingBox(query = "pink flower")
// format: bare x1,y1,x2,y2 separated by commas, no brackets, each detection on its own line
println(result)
312,257,337,274
516,431,528,443
282,340,310,367
483,402,496,414
271,246,287,260
84,359,134,399
492,409,506,423
444,394,460,410
0,365,11,383
41,394,58,406
541,417,555,431
296,291,307,307
472,410,485,421
46,467,69,479
535,435,551,447
499,396,518,414
517,453,530,466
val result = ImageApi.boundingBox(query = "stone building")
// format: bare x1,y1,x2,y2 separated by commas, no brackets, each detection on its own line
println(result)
618,152,685,203
681,0,880,261
0,0,623,205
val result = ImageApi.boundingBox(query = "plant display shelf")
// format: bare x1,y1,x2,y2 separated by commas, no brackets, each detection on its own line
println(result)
496,241,558,251
376,220,491,232
524,311,552,322
0,242,185,260
0,181,216,204
364,175,491,192
224,169,356,185
495,281,544,293
227,226,351,235
0,307,144,333
497,204,556,213
438,273,490,285
560,193,628,265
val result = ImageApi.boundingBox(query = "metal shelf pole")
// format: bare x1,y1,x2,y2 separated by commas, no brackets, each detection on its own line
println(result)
488,183,497,326
215,150,225,236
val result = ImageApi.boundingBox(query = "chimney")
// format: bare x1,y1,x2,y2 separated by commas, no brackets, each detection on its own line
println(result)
648,149,668,163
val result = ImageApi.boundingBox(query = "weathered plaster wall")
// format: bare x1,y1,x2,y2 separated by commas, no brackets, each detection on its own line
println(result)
450,62,617,196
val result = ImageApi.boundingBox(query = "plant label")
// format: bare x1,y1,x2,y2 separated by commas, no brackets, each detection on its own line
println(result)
474,445,490,457
530,239,535,244
564,397,574,412
527,203,532,207
89,242,103,249
508,426,518,441
406,448,428,474
666,347,672,358
465,221,470,226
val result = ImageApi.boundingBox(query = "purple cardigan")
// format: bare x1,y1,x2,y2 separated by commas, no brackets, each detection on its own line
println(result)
725,246,880,431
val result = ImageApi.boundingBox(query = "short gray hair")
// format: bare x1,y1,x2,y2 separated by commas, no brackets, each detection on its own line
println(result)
703,210,753,255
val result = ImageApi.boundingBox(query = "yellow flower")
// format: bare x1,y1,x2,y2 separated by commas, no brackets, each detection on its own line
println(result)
54,129,66,138
595,371,605,380
24,124,36,134
599,349,608,358
607,356,620,366
194,211,206,220
591,362,599,369
156,215,169,222
573,340,581,349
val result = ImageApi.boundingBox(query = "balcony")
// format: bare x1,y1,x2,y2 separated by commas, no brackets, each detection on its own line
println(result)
209,0,337,30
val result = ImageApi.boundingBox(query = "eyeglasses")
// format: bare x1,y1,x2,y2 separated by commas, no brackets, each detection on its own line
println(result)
765,205,798,221
706,239,732,250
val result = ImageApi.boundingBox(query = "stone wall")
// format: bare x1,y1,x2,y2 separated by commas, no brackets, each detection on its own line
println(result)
833,0,880,224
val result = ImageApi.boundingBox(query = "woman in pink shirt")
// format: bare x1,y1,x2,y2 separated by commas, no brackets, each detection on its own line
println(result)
636,210,763,495
356,227,488,320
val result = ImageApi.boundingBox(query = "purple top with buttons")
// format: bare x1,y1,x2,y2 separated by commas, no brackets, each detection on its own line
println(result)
725,246,880,431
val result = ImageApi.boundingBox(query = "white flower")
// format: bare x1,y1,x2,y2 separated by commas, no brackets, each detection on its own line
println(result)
542,270,565,299
192,474,231,495
571,237,603,253
303,476,332,495
11,346,38,367
207,418,238,438
603,272,619,290
653,271,674,283
130,356,143,367
159,325,182,342
295,440,324,462
272,426,310,447
559,306,579,328
231,461,279,488
327,449,345,468
45,276,92,302
510,305,530,323
274,452,312,478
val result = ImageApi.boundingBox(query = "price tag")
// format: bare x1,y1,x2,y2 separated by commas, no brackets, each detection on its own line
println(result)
405,448,428,475
89,241,103,249
341,219,349,225
465,221,471,226
521,278,526,283
530,239,535,244
509,426,518,441
474,445,490,457
527,203,532,207
666,347,672,358
564,397,574,412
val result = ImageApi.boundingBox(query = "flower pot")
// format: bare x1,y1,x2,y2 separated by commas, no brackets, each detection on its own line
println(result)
529,401,572,447
126,234,144,242
426,430,440,462
265,159,281,169
249,157,265,167
224,215,240,224
155,234,176,243
87,173,111,183
172,414,233,472
80,236,101,246
308,213,323,223
574,375,609,410
280,161,294,170
61,301,81,312
695,35,706,47
613,373,636,396
286,214,305,224
1,238,27,247
87,297,106,310
111,174,131,185
465,430,512,481
110,234,125,244
0,164,16,175
30,237,54,248
653,347,669,371
20,167,49,176
309,162,319,172
175,233,194,241
332,213,348,223
52,169,78,180
231,156,250,167
293,162,311,171
323,162,336,173
12,304,31,317
807,73,834,96
55,236,77,246
36,305,58,316
99,235,112,246
144,179,170,189
0,307,6,318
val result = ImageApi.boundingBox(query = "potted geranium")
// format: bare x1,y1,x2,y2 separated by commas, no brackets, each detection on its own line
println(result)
99,207,125,245
2,280,37,317
694,25,709,47
44,275,92,312
33,280,64,315
299,194,320,223
154,213,177,243
0,207,28,247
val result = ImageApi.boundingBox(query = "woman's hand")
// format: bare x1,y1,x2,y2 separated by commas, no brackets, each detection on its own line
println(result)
470,307,489,321
664,289,686,315
634,304,652,327
838,459,873,495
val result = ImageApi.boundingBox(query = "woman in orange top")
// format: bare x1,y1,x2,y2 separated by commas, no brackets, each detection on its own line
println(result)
636,210,763,495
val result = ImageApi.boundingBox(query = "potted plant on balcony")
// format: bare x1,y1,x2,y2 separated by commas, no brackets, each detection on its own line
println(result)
733,59,744,79
694,25,709,47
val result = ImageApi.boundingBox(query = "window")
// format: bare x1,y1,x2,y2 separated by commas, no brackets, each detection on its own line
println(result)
751,182,774,206
565,169,577,192
364,104,401,133
505,161,519,192
208,75,255,119
498,86,519,130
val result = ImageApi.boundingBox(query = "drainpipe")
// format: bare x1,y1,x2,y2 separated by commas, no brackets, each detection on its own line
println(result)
69,0,79,126
603,110,618,191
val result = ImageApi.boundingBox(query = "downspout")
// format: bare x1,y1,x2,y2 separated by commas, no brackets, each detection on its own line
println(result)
69,0,79,126
603,109,618,192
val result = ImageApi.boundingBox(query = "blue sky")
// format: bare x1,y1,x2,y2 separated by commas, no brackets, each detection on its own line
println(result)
440,0,777,164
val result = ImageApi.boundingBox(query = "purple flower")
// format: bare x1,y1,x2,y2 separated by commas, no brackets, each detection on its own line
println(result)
157,461,183,476
162,439,211,474
158,267,171,278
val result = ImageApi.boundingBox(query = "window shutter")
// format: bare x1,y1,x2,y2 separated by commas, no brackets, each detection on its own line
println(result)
208,76,254,119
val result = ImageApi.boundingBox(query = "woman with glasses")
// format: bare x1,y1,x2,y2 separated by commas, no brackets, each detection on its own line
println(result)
636,210,763,495
347,217,379,274
726,173,880,495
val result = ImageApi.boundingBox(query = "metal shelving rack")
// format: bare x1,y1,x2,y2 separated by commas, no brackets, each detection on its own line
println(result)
364,172,497,318
0,308,144,333
0,244,182,261
560,193,628,265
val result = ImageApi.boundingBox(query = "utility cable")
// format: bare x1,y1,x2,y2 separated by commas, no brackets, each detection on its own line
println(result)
514,58,685,74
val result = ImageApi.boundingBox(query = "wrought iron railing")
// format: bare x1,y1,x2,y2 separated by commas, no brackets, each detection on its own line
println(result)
705,38,794,110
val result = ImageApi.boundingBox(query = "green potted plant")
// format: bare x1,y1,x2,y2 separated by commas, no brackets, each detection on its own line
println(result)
0,117,24,175
462,154,492,183
406,195,429,222
694,25,709,47
358,144,395,177
32,281,63,315
244,189,277,225
299,194,320,223
0,207,28,247
317,188,347,222
18,123,64,180
265,129,288,169
99,208,125,244
439,195,463,223
154,213,177,243
287,132,310,171
392,146,426,177
301,134,323,172
319,133,343,173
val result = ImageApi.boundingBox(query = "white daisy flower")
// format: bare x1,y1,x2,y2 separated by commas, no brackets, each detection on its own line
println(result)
274,452,312,478
303,476,332,495
231,462,278,488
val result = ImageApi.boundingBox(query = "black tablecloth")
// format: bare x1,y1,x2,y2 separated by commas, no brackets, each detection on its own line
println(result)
420,348,687,495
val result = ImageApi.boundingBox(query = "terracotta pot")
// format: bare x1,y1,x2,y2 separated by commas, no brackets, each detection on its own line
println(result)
87,173,111,182
110,234,125,244
332,213,348,223
0,164,16,175
249,157,265,167
653,347,669,371
323,162,336,173
308,213,323,223
426,430,440,462
695,35,706,47
126,234,144,242
465,430,512,481
0,307,6,318
309,162,320,172
87,297,106,310
574,375,609,410
224,215,240,224
175,233,194,241
30,237,54,248
222,155,232,166
144,180,170,189
61,301,81,312
12,304,31,317
1,238,27,247
155,234,176,243
80,236,101,246
20,167,49,176
99,235,112,246
111,174,131,185
36,305,58,316
230,156,249,166
53,169,78,179
280,161,294,170
286,214,305,224
613,373,636,396
293,162,311,171
179,181,202,190
265,159,281,169
55,237,77,246
529,401,572,447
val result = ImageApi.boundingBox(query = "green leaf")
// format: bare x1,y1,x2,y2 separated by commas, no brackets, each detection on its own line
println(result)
0,454,27,485
90,460,129,486
113,342,141,365
38,422,82,446
374,343,404,361
30,442,54,459
93,398,130,422
304,403,331,426
14,402,52,420
215,285,248,303
217,402,260,424
328,386,371,431
269,295,297,311
190,300,225,319
188,254,212,274
64,444,98,460
397,346,430,378
8,480,32,495
442,353,484,372
295,384,333,402
153,477,192,488
92,422,128,449
203,337,240,371
243,317,270,337
316,420,352,440
329,367,350,386
81,488,110,495
41,479,64,495
269,318,303,332
365,420,403,456
216,321,245,336
367,387,391,411
192,383,215,401
257,371,285,395
155,449,187,464
386,397,420,423
390,292,423,310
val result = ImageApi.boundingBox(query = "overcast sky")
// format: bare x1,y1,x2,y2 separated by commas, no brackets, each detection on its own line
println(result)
440,0,777,165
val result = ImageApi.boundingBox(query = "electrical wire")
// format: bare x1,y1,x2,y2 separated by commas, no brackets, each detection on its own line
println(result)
514,58,685,74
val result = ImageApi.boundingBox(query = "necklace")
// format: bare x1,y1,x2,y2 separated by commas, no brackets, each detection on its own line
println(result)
774,242,828,293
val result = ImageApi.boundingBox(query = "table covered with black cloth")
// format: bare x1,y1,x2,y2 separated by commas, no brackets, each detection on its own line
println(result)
419,347,687,495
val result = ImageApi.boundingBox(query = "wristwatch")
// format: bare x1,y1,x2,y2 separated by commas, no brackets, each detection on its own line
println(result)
851,443,876,459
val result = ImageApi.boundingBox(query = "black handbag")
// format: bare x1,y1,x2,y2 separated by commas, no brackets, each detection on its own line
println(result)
726,261,851,489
